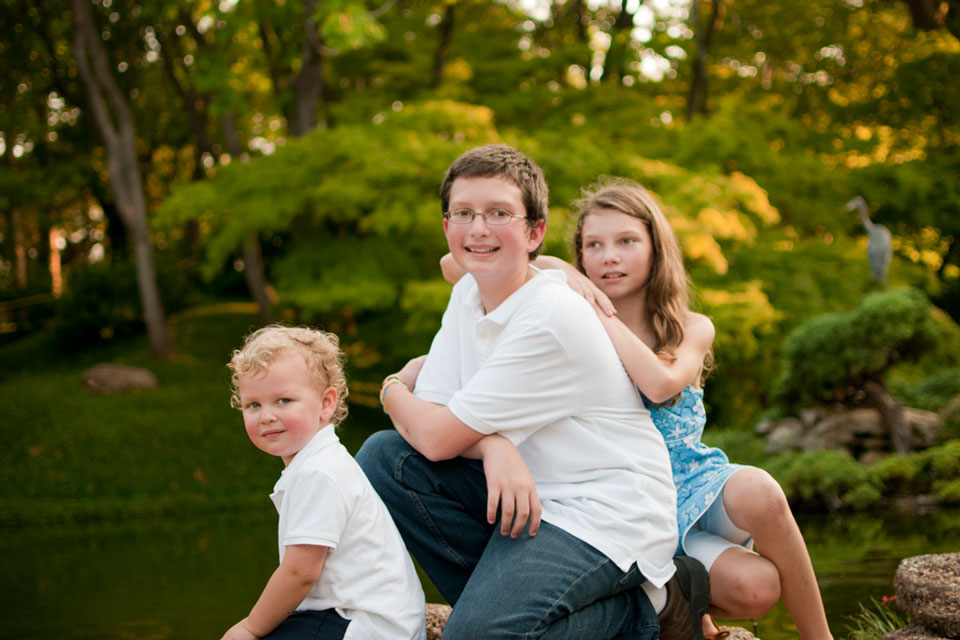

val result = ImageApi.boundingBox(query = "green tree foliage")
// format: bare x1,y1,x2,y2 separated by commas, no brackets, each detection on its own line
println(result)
774,289,938,409
0,0,955,456
156,100,499,322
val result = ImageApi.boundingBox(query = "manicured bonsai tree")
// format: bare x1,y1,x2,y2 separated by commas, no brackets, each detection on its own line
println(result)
773,289,938,453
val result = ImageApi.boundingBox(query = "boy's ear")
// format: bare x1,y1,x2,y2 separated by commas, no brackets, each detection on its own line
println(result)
319,386,338,423
527,219,547,252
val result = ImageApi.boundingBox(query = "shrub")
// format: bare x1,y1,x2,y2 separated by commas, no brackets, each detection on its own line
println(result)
54,261,143,350
766,449,883,510
774,289,937,411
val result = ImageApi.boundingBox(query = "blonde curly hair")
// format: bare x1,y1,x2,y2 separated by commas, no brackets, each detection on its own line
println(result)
228,325,349,426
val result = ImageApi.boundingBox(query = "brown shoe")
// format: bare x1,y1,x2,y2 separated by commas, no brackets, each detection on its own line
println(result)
658,556,710,640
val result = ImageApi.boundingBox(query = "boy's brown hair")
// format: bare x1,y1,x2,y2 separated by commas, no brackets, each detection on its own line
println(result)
439,144,549,258
228,325,350,426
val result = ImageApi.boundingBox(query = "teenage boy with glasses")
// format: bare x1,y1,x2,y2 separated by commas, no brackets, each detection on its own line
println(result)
357,144,709,639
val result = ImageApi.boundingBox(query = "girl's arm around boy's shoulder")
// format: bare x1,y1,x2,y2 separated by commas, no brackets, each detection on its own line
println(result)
440,253,616,316
222,544,329,640
599,310,714,405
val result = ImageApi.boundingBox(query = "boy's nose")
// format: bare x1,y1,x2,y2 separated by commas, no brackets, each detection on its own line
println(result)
467,214,491,234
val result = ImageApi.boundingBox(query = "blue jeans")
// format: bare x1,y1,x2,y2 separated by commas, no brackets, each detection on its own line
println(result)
356,430,659,639
261,609,349,640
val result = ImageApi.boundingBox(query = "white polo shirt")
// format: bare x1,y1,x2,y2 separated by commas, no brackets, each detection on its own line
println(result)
415,268,678,587
270,426,427,640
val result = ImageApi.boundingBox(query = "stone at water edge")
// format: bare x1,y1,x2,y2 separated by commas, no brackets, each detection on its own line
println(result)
893,552,960,638
425,604,450,640
884,622,953,640
423,603,758,639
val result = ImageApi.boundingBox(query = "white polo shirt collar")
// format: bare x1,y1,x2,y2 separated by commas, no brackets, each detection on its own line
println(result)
469,267,567,326
271,424,336,509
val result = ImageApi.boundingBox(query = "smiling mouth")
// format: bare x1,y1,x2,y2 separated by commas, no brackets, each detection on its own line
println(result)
262,429,285,438
466,247,499,254
602,272,626,279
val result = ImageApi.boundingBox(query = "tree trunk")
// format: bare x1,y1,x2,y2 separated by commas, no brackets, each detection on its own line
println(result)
601,0,634,83
432,3,455,87
223,114,275,324
242,236,274,324
92,184,129,260
863,379,913,453
11,209,28,289
71,0,175,357
290,0,325,136
573,0,589,43
687,0,707,120
901,0,949,31
687,0,724,120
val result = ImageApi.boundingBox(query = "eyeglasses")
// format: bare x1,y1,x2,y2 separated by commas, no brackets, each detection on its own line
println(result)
443,208,527,226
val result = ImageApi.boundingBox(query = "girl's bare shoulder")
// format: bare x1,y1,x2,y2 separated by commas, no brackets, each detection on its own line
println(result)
683,311,715,345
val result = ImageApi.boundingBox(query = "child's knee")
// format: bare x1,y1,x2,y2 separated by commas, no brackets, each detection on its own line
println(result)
727,468,790,526
722,561,781,618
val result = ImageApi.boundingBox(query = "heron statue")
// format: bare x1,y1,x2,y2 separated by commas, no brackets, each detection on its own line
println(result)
845,196,892,288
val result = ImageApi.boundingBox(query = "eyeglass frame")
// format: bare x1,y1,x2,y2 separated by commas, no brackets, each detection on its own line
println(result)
442,208,529,226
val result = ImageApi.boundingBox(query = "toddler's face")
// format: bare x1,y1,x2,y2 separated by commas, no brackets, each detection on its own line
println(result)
237,353,336,465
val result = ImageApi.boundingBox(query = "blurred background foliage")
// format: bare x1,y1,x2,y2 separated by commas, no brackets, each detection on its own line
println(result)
1,0,959,520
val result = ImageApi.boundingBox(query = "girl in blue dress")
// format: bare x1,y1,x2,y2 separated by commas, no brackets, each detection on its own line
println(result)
440,177,833,638
560,178,833,638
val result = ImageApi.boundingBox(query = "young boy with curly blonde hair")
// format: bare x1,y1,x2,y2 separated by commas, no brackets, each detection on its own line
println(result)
223,325,426,640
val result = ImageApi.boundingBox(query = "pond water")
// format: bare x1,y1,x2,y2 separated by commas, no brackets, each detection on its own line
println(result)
2,505,958,639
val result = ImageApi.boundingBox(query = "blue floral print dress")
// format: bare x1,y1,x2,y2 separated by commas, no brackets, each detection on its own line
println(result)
647,386,747,556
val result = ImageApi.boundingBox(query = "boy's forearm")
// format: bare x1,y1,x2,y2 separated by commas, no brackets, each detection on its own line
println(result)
460,433,507,459
244,548,327,637
383,384,483,461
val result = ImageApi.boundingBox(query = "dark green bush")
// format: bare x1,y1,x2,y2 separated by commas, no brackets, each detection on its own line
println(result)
890,368,960,412
766,449,883,510
869,441,960,504
54,261,144,350
774,289,937,411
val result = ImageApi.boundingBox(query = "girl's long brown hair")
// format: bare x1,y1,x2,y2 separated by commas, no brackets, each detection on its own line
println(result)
572,177,712,387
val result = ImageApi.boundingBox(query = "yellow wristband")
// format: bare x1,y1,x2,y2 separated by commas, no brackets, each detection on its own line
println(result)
379,375,408,413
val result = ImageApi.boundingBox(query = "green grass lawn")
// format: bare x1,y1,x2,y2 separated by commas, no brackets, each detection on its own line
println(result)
0,306,388,525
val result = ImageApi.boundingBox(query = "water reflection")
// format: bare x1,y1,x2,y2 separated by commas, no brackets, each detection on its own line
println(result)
2,507,958,639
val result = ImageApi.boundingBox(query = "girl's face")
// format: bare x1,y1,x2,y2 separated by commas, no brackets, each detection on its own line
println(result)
580,208,654,301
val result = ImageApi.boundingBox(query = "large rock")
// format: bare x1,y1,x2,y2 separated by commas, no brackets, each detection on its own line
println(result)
802,408,883,451
422,603,758,639
884,623,952,640
758,406,942,458
425,604,450,640
763,418,804,453
83,363,157,394
894,552,960,638
904,408,944,448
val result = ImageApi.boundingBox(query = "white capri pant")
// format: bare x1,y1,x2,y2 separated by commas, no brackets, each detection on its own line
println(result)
684,489,754,571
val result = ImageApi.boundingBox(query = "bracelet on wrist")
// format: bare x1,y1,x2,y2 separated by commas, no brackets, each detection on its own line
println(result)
379,375,408,413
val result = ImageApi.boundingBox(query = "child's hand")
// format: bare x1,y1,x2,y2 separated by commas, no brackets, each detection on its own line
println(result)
395,355,427,391
565,269,616,317
478,435,542,538
221,618,259,640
